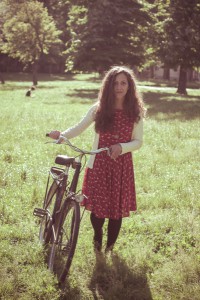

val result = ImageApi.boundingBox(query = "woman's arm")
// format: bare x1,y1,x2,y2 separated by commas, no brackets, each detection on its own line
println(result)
61,104,97,139
119,117,143,154
48,104,97,140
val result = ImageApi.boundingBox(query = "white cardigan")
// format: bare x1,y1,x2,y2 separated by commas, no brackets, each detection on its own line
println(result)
61,104,143,169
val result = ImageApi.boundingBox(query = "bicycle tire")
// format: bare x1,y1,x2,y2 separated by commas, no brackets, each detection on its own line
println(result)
48,198,80,282
39,180,61,244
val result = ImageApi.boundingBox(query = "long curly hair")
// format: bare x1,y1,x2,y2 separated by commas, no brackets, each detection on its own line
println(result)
95,66,145,133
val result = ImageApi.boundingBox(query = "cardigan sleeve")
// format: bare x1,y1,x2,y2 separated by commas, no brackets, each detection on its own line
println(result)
61,104,97,139
119,117,143,154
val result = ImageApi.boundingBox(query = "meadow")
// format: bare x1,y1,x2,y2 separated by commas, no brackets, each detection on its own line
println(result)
0,73,199,300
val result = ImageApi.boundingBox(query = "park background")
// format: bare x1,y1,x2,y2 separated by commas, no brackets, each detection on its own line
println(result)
0,1,200,299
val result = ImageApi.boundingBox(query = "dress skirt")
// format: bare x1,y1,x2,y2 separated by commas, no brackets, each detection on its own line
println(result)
81,110,137,220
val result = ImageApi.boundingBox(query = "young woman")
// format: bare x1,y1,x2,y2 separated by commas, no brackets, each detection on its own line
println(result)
49,66,145,253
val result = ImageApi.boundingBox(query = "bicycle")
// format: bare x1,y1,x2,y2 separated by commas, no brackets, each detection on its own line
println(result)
33,135,108,283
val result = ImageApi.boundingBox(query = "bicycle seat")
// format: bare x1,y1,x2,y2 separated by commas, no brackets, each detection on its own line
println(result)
55,155,75,166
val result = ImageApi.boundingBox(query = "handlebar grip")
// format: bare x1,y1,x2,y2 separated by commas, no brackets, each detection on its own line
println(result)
46,133,50,137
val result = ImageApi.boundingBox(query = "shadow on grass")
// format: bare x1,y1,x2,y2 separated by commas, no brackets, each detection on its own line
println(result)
69,88,99,99
68,89,200,121
83,75,102,83
1,72,103,84
89,253,152,300
68,89,99,105
139,79,200,89
58,281,82,300
1,72,76,82
0,85,61,91
143,91,200,121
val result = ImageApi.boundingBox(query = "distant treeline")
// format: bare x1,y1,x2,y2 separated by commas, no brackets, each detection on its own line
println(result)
0,0,200,93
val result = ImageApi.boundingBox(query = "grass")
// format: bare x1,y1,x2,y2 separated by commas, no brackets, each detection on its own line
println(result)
0,73,200,300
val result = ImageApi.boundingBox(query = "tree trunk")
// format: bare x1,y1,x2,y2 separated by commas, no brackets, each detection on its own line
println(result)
187,68,193,81
150,66,154,78
163,67,170,80
177,65,187,95
32,61,39,85
0,73,5,84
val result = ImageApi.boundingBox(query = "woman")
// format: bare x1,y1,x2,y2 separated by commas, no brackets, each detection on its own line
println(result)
49,66,145,253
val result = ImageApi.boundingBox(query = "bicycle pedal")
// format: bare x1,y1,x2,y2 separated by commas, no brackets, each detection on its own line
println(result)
33,208,47,218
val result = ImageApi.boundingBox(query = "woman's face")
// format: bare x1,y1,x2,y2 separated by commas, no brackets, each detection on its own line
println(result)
113,72,129,102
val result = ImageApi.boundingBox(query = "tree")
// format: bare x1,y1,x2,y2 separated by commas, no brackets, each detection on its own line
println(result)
135,0,160,78
66,0,151,73
37,0,71,73
0,1,7,83
0,0,62,85
165,0,200,94
153,0,200,94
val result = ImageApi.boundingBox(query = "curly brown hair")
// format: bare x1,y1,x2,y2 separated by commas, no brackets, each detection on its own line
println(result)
95,66,145,133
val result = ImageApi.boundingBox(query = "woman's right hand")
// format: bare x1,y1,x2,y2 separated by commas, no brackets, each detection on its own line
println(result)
48,130,61,140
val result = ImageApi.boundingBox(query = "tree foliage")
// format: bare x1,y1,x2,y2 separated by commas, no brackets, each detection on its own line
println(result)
66,0,152,72
155,0,200,68
36,0,71,72
37,0,70,44
0,0,199,92
145,0,200,93
166,0,200,93
0,0,62,83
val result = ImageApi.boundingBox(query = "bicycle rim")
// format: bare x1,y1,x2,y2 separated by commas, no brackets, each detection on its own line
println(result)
48,200,80,282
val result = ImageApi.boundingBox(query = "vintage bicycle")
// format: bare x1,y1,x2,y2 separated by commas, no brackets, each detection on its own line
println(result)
33,135,108,283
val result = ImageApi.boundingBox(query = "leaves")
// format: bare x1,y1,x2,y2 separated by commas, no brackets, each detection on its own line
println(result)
65,0,151,72
1,1,62,64
154,0,200,68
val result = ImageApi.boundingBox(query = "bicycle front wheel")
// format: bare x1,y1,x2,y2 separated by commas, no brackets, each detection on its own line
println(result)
48,199,80,282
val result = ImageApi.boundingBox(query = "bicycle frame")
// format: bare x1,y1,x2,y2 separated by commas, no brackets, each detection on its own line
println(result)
69,155,83,192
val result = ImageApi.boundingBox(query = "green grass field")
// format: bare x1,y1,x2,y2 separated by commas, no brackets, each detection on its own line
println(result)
0,73,200,300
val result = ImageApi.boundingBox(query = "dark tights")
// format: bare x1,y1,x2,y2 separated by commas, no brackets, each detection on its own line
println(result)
90,213,122,250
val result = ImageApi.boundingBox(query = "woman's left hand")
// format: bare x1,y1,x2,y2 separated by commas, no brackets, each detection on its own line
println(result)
108,144,122,160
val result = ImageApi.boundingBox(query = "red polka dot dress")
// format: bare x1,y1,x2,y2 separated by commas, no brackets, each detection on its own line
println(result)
82,109,136,220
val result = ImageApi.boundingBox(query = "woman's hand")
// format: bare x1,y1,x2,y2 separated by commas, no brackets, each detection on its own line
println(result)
108,144,122,160
48,130,61,140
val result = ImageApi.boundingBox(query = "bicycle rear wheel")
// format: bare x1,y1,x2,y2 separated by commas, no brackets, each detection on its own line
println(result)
39,180,61,244
48,198,80,282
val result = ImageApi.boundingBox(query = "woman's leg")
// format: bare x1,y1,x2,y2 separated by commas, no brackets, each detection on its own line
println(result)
106,218,122,252
90,213,105,251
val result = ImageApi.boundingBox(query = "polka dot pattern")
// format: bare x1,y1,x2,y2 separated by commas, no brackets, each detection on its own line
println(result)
82,110,136,219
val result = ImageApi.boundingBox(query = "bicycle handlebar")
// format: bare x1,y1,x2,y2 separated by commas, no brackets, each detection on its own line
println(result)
46,133,109,155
